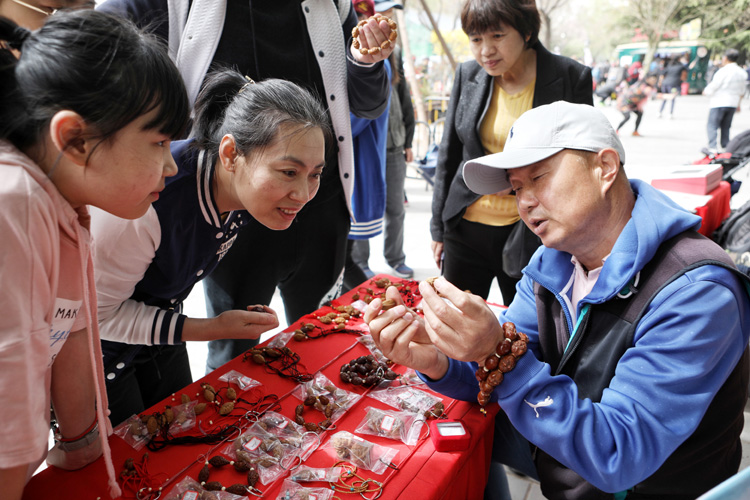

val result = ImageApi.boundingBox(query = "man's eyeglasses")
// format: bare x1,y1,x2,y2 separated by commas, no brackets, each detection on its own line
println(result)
11,0,57,17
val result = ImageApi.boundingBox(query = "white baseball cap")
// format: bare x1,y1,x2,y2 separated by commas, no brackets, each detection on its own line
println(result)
463,101,625,195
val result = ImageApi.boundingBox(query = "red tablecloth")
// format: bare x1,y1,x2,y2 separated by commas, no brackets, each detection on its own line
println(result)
695,181,732,237
24,275,496,500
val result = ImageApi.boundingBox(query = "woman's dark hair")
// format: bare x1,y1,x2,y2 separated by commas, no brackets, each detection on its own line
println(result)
0,10,189,152
460,0,540,48
191,68,332,160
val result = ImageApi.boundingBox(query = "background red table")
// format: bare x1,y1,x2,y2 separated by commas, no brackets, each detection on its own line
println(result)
24,275,496,500
693,180,732,237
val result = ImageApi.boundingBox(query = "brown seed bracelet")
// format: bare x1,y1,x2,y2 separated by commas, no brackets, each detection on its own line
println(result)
294,395,335,433
351,14,398,55
475,321,529,415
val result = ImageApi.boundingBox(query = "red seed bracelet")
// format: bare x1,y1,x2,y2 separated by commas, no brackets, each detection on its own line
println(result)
475,321,529,415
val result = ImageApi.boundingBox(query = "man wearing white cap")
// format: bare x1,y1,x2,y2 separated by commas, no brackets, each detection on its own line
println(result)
365,101,750,499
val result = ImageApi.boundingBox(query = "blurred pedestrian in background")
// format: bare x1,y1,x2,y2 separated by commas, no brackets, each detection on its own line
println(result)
351,0,415,280
703,48,747,155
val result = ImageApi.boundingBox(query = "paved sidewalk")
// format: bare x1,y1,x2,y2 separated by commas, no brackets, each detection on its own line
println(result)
184,92,750,499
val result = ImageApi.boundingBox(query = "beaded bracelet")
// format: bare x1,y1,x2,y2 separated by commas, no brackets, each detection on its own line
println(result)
351,14,398,55
196,455,262,496
294,396,335,433
475,322,529,415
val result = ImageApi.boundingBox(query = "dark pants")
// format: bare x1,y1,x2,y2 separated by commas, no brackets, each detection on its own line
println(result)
351,149,409,270
617,109,643,132
343,238,369,293
659,84,679,115
484,409,540,500
203,193,350,372
707,106,736,150
102,342,192,426
442,218,520,304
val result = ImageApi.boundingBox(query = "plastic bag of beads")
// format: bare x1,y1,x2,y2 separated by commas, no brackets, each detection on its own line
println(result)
164,400,199,435
267,330,294,348
291,372,361,427
217,369,261,391
225,418,318,485
254,411,319,449
163,476,248,500
113,414,150,450
372,367,424,390
367,385,445,419
324,431,398,475
288,465,344,483
354,406,426,446
357,334,389,364
275,479,334,500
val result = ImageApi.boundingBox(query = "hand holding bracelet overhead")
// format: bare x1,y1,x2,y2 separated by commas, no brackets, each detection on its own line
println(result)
349,14,396,65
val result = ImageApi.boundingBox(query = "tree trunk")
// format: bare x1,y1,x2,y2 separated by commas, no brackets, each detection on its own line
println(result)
417,0,456,71
540,10,552,49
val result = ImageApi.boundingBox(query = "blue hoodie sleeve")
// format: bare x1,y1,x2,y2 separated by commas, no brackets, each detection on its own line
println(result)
426,266,750,493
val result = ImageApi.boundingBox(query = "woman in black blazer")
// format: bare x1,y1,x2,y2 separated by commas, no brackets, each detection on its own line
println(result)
430,0,592,303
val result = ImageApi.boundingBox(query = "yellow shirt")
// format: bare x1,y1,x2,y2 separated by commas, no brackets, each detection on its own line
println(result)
463,77,535,226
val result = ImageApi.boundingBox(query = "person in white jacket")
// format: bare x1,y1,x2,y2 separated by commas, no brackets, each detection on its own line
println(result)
703,48,747,154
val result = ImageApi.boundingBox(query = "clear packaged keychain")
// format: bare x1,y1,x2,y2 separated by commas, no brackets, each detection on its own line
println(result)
113,400,198,450
275,479,334,500
291,372,361,430
324,431,398,475
354,406,426,446
224,414,319,485
217,369,261,391
163,476,248,500
288,465,344,482
367,385,445,419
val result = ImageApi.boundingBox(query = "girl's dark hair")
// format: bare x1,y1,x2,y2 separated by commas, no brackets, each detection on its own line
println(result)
0,10,189,151
460,0,540,48
191,68,332,160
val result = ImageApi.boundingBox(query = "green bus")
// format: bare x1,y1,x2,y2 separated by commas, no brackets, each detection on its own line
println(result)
614,40,711,94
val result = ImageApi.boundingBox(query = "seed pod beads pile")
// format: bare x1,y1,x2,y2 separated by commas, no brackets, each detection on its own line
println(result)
293,304,363,340
475,321,529,415
340,355,398,387
353,277,422,309
352,13,398,55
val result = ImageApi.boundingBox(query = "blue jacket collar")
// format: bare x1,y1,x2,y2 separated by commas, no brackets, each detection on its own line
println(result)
523,179,702,303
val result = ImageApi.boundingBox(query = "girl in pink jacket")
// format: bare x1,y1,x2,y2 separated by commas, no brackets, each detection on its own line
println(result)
0,10,189,500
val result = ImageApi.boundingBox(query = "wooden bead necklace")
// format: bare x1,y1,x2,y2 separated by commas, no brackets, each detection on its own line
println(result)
475,322,529,415
196,454,262,497
351,14,398,55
